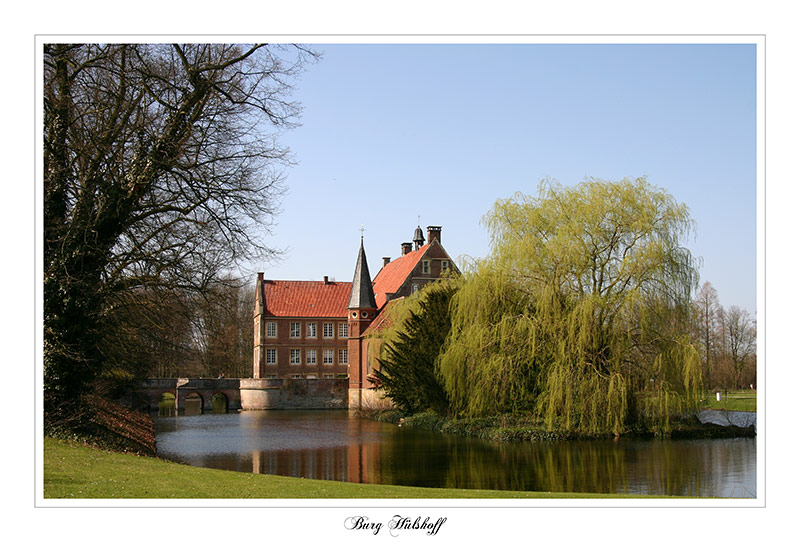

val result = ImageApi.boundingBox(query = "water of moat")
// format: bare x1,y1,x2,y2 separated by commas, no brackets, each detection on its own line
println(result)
153,407,756,498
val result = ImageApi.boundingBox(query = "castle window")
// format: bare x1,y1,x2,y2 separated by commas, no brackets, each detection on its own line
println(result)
266,321,277,338
266,349,277,364
323,322,334,338
338,322,349,338
306,349,317,365
412,284,420,294
422,260,430,274
290,322,301,338
306,322,317,338
323,373,335,379
442,260,450,271
290,349,301,364
323,349,334,364
338,349,348,365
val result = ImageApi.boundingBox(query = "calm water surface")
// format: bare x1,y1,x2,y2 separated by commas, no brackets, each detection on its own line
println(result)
153,410,755,497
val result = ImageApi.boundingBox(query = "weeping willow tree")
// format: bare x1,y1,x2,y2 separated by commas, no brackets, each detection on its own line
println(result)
438,177,702,434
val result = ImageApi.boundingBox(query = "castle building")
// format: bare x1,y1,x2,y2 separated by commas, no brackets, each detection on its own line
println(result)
253,225,458,404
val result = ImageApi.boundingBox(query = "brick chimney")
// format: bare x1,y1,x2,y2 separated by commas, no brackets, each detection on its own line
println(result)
401,242,412,256
383,257,391,267
323,275,329,285
427,226,442,244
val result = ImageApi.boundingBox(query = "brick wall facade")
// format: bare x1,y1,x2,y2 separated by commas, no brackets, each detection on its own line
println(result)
254,316,350,380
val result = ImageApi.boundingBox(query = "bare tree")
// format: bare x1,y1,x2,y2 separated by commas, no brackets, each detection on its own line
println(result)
191,279,255,378
694,281,722,390
43,43,315,426
722,306,756,389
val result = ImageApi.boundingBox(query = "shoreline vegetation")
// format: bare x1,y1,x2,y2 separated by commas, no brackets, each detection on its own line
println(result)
43,438,668,499
353,405,756,442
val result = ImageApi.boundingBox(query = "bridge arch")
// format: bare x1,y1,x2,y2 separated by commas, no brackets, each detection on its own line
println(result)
212,392,229,413
184,392,204,414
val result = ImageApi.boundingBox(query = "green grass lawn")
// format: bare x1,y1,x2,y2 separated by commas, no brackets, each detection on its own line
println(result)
700,390,757,412
43,438,661,499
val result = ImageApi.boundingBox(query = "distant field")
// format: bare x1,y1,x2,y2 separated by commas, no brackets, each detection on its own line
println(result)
700,390,756,412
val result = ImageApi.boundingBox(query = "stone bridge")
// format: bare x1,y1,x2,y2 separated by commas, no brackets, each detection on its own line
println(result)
135,377,349,412
136,378,243,412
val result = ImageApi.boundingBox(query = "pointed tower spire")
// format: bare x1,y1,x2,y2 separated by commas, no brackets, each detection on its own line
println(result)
348,237,377,309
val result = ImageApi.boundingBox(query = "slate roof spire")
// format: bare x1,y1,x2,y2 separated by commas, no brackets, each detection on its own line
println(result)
348,236,377,309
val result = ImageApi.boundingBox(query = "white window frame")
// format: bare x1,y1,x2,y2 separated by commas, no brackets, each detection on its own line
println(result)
266,349,277,364
338,322,349,338
323,322,334,338
306,349,317,365
442,260,450,271
306,322,317,338
323,349,334,365
290,349,301,364
338,349,349,365
422,260,430,274
266,321,277,338
290,322,301,338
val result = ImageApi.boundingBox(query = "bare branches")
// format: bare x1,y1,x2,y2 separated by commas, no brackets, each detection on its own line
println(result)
43,43,314,417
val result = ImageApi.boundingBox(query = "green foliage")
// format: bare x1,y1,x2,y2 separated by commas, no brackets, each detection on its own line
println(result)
373,281,457,415
438,263,543,417
438,177,702,434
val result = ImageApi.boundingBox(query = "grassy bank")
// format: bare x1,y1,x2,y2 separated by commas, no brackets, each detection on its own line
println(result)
700,390,757,412
45,394,157,455
44,438,660,499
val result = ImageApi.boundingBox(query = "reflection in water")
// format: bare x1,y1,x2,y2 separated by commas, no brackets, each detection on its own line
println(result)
158,393,176,417
153,410,756,497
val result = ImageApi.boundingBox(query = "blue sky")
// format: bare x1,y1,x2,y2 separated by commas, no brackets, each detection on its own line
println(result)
254,43,756,315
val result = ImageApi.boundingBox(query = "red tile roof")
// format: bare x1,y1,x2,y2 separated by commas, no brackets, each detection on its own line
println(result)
372,244,430,308
262,280,352,318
